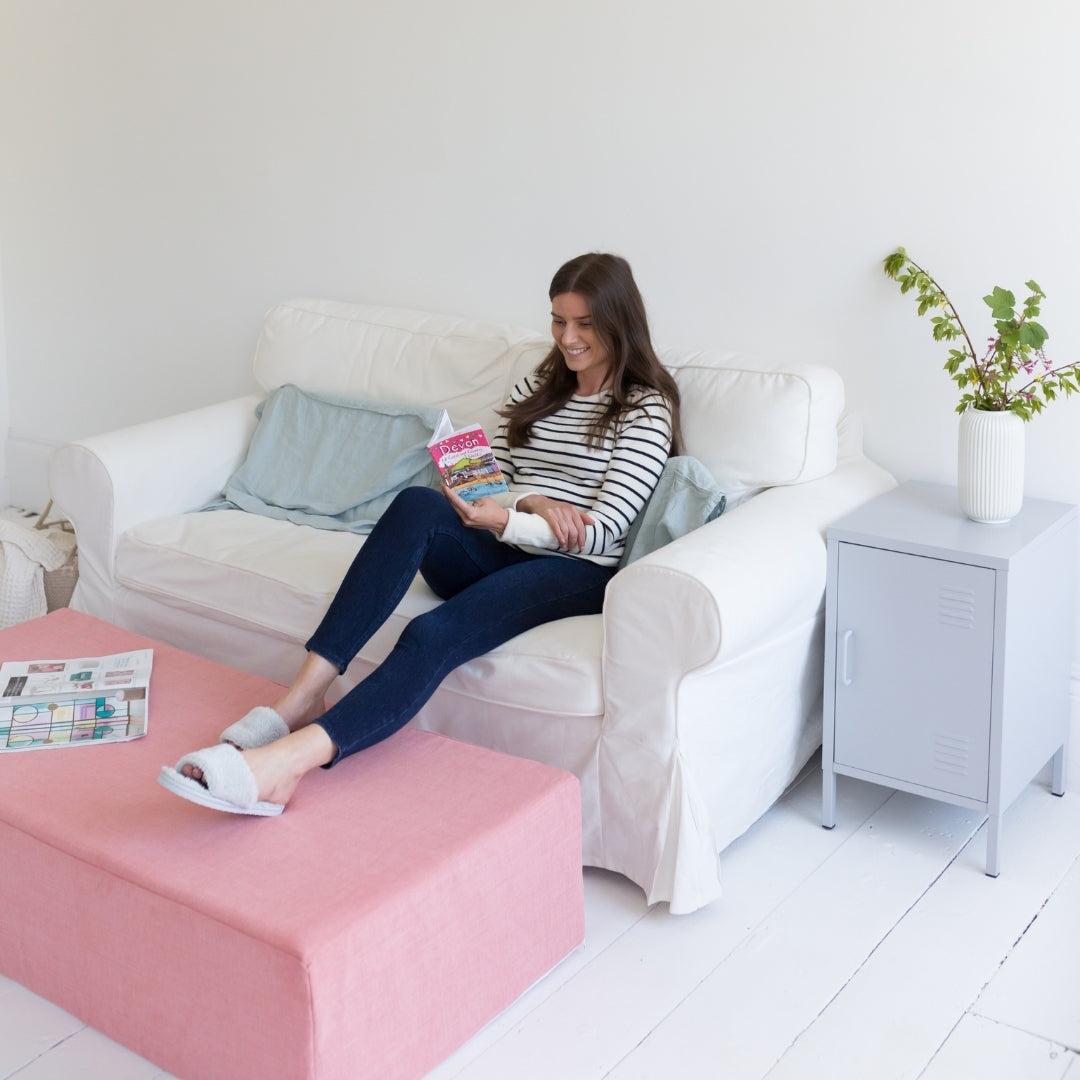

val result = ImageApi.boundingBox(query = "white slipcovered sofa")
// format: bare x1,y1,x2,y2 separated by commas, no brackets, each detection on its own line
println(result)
49,298,894,913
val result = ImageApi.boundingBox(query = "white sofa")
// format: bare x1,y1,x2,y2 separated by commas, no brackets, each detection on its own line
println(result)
49,298,895,913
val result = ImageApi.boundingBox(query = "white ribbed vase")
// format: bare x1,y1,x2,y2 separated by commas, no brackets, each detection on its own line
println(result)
957,408,1025,524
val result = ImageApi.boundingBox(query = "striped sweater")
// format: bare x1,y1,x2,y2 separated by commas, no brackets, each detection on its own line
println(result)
489,376,673,567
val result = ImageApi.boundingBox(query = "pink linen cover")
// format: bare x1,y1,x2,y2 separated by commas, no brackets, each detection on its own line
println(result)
0,609,584,1080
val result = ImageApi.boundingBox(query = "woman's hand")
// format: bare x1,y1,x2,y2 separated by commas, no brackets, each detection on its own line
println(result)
442,482,511,536
516,494,594,552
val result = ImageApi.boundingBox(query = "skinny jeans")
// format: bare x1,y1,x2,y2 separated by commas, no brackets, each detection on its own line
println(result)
306,485,615,763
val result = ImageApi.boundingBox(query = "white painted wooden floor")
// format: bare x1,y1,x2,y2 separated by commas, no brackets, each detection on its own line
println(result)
3,741,1078,1080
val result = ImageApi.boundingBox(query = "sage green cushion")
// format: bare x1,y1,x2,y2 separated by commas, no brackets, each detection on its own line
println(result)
215,384,441,532
619,456,727,568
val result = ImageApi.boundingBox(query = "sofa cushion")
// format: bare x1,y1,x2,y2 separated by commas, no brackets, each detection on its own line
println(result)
619,456,726,567
215,384,440,532
254,301,843,509
115,510,605,718
254,299,550,438
662,349,845,504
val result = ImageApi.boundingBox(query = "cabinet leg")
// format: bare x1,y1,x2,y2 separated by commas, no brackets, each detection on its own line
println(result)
822,768,836,829
985,813,1001,877
1051,745,1066,797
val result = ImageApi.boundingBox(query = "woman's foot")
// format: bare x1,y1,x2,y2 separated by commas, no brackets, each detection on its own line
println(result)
271,692,328,732
158,746,285,816
220,654,340,750
269,652,341,731
220,706,290,751
182,725,337,808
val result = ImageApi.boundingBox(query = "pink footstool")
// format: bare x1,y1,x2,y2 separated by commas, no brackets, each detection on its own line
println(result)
0,610,584,1080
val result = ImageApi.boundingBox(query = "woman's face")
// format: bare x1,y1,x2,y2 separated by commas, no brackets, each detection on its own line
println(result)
551,292,612,394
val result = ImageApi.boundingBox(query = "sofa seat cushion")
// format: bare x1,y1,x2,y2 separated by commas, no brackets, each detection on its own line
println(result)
118,510,384,640
116,510,604,717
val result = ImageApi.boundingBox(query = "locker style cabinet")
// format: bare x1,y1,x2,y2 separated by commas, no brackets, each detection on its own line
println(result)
822,481,1077,875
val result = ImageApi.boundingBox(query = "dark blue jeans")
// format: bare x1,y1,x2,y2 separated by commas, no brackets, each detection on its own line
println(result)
306,486,615,763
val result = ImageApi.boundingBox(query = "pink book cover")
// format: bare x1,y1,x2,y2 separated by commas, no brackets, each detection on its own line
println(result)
428,414,509,503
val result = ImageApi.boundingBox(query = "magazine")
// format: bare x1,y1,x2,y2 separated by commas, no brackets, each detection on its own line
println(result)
428,410,509,502
0,649,152,752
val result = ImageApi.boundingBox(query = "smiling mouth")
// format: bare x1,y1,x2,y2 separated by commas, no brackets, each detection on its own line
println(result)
565,346,588,357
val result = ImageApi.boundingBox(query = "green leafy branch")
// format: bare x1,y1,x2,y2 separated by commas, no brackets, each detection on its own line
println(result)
882,247,1079,421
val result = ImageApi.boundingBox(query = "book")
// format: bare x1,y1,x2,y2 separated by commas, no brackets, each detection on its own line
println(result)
428,410,509,502
0,648,152,752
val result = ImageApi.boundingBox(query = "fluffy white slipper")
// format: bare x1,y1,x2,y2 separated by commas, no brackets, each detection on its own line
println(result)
157,744,284,817
219,706,290,750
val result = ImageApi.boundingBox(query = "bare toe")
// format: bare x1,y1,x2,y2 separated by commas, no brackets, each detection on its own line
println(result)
181,763,206,786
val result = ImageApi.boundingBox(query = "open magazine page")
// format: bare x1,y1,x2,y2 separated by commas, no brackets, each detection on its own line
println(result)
427,411,509,502
0,649,152,751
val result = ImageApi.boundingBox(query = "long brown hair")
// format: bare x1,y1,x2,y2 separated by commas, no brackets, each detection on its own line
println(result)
502,253,682,452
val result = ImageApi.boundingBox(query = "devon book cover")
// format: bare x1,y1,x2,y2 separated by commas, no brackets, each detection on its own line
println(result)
428,410,509,502
0,649,152,752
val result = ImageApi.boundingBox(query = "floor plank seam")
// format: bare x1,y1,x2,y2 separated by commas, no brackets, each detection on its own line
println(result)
596,827,861,1080
1007,894,1053,953
446,901,655,1079
6,1025,87,1080
914,859,1078,1077
972,849,1080,998
917,849,1080,1078
914,1013,965,1080
595,926,757,1080
762,826,980,1078
967,1011,1080,1058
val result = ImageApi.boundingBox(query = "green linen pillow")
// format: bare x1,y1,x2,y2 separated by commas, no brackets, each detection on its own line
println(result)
216,384,442,532
619,456,727,568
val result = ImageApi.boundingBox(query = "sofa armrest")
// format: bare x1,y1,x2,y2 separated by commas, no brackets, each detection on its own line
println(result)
49,394,262,611
598,455,895,906
604,455,896,683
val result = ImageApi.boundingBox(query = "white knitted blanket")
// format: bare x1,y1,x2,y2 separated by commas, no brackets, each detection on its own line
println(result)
0,521,76,629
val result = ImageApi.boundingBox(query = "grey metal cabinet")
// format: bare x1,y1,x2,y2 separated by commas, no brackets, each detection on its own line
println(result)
822,481,1077,875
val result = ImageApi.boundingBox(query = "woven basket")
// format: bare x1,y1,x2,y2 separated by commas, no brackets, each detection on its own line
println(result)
44,550,79,611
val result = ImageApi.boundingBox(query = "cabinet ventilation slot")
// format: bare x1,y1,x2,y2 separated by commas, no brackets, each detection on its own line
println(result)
933,734,970,776
938,586,976,630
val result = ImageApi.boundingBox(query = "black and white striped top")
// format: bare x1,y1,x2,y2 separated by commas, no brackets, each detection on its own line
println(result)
490,375,673,567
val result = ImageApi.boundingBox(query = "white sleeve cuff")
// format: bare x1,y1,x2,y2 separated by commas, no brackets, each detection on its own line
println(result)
499,508,559,550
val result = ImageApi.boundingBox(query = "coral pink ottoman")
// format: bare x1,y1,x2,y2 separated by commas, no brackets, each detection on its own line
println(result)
0,610,584,1080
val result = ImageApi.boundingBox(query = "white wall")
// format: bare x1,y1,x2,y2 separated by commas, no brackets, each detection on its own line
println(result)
0,249,9,508
1,1,1078,603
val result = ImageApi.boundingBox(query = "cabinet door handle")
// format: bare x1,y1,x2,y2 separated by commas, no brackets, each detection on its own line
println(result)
840,629,854,686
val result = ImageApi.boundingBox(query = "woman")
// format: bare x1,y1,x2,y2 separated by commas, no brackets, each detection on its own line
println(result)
159,252,682,815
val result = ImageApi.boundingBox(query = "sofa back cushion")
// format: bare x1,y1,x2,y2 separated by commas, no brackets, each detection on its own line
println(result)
254,299,549,437
662,348,845,504
254,299,845,502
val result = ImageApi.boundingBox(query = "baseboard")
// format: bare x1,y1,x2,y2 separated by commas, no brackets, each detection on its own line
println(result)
5,434,55,513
